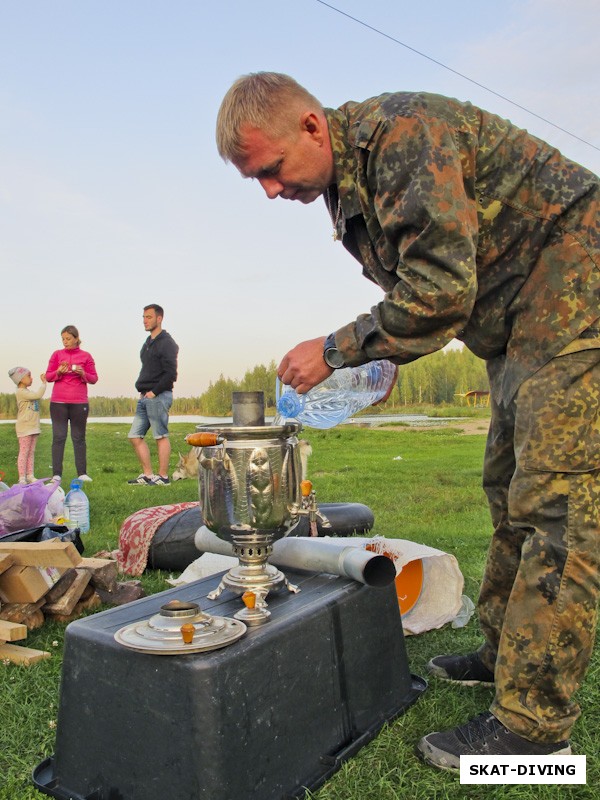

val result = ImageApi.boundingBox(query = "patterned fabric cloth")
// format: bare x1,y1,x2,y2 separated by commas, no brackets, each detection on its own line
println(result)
115,502,198,575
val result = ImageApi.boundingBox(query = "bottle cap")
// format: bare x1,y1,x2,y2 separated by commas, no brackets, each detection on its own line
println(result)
276,392,304,419
70,479,83,490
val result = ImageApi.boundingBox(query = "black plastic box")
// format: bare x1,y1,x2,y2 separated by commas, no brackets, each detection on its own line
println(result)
34,570,425,800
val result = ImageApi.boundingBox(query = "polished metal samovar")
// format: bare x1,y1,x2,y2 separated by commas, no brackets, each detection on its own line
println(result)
187,392,313,624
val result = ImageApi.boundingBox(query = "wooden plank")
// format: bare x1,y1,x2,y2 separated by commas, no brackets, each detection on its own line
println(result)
0,552,15,575
0,540,82,568
43,569,91,616
0,619,28,642
47,591,101,624
43,568,78,604
0,642,51,666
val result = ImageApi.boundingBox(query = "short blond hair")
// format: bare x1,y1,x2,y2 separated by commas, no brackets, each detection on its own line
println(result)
216,72,323,162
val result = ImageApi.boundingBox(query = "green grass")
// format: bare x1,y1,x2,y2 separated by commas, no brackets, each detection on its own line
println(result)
0,421,597,800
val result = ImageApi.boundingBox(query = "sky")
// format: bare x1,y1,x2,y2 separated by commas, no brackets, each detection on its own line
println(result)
1,0,599,398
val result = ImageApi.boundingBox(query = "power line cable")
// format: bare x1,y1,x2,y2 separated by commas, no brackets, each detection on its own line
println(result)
316,0,599,153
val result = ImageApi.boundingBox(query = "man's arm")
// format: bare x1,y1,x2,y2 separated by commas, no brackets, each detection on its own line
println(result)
151,337,179,396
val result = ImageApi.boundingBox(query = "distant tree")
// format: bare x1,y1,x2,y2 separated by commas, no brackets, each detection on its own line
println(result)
0,349,490,419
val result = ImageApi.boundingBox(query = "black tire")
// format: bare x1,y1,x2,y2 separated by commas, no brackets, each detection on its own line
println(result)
147,502,375,572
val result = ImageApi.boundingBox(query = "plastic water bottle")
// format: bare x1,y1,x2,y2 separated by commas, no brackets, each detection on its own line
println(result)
275,360,397,430
64,479,90,533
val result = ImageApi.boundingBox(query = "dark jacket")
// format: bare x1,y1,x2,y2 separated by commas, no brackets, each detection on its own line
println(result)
135,330,179,395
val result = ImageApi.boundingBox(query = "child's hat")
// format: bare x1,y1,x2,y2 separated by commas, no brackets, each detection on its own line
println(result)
8,366,29,385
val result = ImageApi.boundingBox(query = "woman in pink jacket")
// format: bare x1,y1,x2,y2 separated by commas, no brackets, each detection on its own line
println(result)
45,325,98,483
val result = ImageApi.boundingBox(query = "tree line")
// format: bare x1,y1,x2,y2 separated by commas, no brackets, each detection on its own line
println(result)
0,348,489,419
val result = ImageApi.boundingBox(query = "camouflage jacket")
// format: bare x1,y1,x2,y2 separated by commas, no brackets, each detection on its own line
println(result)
324,94,599,402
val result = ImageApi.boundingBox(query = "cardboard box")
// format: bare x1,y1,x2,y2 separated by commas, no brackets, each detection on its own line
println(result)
0,565,65,604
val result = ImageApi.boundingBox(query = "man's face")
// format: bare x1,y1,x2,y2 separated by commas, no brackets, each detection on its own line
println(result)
143,309,161,332
233,114,334,204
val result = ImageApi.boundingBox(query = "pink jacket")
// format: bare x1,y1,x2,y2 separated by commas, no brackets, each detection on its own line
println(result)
45,347,98,404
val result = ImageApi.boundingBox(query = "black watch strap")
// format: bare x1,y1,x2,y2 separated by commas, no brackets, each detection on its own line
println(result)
323,333,346,369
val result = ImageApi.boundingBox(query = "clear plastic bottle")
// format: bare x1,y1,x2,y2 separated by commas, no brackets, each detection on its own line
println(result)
64,479,90,533
275,360,397,430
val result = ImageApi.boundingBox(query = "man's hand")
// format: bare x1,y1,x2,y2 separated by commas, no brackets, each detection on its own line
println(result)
278,337,333,394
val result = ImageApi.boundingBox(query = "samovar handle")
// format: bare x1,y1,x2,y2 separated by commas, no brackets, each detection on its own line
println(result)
186,432,223,447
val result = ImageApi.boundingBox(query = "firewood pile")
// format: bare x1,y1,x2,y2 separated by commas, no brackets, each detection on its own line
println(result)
0,539,144,665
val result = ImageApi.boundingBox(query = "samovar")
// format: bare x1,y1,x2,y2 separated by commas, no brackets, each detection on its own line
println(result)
186,392,318,625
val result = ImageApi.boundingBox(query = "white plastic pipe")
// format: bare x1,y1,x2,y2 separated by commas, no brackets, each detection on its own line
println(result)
193,526,395,588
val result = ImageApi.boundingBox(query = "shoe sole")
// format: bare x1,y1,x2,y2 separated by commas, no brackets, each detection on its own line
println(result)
426,659,494,687
417,737,572,772
415,738,460,771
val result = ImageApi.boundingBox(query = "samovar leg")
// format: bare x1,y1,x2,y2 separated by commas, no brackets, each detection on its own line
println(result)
207,581,226,601
234,589,271,626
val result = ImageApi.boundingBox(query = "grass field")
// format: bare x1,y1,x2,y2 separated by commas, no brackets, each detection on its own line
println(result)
0,420,598,800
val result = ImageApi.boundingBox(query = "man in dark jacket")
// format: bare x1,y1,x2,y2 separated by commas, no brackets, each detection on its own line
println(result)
127,303,179,486
216,72,599,770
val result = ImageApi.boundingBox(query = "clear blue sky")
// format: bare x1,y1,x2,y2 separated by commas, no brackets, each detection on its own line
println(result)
2,0,598,397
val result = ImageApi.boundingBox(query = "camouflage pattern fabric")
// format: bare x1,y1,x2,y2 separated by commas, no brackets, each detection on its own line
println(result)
323,92,599,743
478,334,600,741
324,93,599,405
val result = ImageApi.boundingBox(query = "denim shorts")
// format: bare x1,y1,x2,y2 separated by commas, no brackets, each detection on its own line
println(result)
128,391,173,439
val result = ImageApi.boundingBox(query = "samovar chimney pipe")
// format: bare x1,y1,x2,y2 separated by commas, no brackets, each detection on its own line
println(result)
232,391,265,427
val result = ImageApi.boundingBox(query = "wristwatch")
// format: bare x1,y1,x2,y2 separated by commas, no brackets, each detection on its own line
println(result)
323,333,346,369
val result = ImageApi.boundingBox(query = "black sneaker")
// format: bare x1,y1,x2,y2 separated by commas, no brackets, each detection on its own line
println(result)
150,475,170,485
127,474,153,485
417,711,571,771
426,652,495,686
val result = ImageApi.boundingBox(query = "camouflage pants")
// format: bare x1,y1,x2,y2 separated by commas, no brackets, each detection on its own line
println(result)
477,333,600,742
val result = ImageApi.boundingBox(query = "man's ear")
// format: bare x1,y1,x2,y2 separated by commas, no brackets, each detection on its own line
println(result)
301,111,325,143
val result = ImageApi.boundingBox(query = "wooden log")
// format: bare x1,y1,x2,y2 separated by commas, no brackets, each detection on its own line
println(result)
47,591,102,624
96,580,146,606
0,540,82,568
43,568,79,604
0,601,46,630
0,619,27,642
78,583,96,603
43,569,91,616
78,557,119,592
0,642,51,666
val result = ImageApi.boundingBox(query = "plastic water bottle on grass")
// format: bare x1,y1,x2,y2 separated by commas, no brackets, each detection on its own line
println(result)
65,479,90,533
275,360,397,430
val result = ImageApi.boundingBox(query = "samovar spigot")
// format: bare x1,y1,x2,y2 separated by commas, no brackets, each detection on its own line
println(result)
298,480,332,537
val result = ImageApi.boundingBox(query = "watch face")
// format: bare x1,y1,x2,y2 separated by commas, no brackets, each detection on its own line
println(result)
324,347,345,369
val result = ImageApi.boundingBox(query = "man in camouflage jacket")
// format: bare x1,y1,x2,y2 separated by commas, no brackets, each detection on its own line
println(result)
216,72,599,770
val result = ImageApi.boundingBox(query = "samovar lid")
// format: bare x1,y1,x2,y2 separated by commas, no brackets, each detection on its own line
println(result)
114,600,247,655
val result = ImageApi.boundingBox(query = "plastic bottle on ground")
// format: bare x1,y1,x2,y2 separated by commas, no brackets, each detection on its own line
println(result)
275,360,397,430
64,479,90,533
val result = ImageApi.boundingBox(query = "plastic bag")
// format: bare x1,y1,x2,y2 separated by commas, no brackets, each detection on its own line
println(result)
0,479,60,537
44,485,66,522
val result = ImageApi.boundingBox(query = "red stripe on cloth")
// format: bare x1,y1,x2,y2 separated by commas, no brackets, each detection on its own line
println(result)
116,502,199,576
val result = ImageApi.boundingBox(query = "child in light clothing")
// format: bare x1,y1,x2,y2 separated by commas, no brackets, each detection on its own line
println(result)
8,366,47,485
